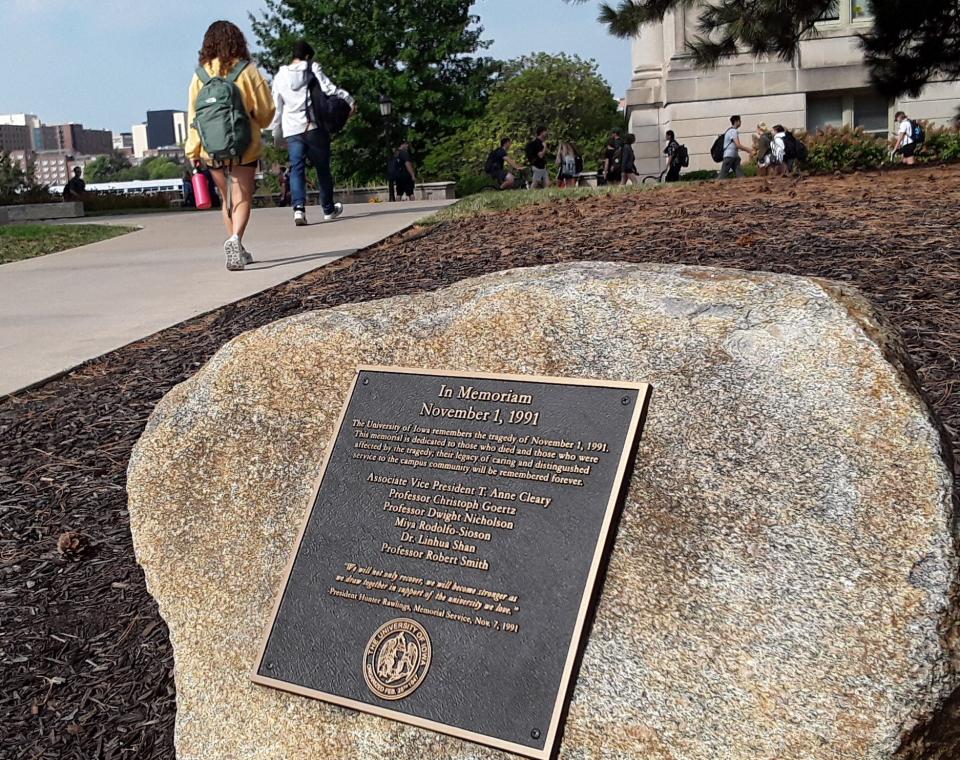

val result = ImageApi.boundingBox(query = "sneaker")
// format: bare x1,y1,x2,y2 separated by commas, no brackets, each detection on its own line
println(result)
323,202,343,222
224,236,244,271
241,245,253,265
293,208,307,226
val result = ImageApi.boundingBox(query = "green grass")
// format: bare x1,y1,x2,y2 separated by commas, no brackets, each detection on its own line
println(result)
419,183,655,226
0,223,138,264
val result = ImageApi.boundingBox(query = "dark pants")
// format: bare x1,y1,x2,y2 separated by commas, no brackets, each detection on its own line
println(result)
288,128,335,214
665,164,681,182
719,155,743,179
396,174,415,198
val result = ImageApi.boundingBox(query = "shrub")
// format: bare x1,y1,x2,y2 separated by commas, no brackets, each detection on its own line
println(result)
921,124,960,162
679,169,718,181
456,173,499,197
798,126,890,172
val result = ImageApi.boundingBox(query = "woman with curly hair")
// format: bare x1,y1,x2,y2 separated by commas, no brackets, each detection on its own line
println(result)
185,20,275,271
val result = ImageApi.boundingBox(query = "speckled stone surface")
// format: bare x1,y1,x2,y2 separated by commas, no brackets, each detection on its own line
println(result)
127,262,957,760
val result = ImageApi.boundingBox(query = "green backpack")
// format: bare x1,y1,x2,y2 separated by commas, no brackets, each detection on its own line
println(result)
192,61,252,163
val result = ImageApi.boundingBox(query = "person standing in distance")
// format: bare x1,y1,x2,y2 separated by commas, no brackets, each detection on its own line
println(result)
720,115,752,179
663,130,681,182
525,126,550,189
271,39,355,226
394,139,416,200
185,20,275,271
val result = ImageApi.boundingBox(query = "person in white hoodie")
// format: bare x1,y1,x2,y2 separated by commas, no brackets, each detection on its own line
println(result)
271,40,355,226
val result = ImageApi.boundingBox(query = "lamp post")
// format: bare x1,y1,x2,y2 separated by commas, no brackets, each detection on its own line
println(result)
379,94,395,201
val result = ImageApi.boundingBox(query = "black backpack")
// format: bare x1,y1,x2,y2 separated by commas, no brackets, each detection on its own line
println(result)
484,150,499,176
677,144,690,168
781,131,808,162
305,58,351,135
574,153,584,174
710,133,726,163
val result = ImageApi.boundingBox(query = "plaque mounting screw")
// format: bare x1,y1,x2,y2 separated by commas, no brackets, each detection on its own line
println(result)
266,662,274,670
362,378,370,385
531,728,541,740
621,396,631,405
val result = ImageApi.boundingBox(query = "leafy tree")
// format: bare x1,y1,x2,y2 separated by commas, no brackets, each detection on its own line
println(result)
422,53,621,184
144,157,184,180
861,0,960,99
570,0,960,99
568,0,838,65
0,151,30,195
83,151,134,182
251,0,498,185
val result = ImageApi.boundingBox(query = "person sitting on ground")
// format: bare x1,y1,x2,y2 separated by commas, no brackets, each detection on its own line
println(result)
63,167,85,200
525,126,550,189
556,142,578,188
663,130,681,182
893,111,917,165
620,134,640,185
394,139,416,200
720,115,752,179
185,20,275,271
270,39,355,227
485,137,523,190
604,129,622,184
755,122,774,176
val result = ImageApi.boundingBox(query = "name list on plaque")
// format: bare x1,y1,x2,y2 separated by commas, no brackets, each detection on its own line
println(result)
253,367,651,759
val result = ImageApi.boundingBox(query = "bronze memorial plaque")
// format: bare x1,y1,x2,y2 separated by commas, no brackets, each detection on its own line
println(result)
253,367,651,759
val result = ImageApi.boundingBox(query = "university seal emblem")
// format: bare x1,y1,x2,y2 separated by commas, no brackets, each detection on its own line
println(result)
363,618,432,700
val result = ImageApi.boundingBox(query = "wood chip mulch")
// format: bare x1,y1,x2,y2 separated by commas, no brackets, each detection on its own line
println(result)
2,165,959,759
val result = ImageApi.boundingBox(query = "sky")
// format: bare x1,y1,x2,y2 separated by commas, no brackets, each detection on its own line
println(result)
0,0,631,135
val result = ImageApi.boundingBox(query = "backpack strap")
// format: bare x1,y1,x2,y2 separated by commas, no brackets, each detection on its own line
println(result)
225,61,249,83
195,66,211,84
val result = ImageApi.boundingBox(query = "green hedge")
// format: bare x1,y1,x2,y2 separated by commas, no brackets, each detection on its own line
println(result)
798,124,960,172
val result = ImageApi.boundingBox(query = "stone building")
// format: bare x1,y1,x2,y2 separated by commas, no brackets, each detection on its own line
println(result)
626,1,960,174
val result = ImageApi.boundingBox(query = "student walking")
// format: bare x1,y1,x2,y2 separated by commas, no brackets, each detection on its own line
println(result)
185,20,275,271
893,111,918,165
620,134,640,185
719,115,752,179
555,142,578,188
525,126,550,189
755,122,774,176
271,39,355,226
663,130,682,182
603,129,622,184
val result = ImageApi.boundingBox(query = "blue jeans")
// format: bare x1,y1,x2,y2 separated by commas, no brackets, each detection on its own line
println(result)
288,128,335,214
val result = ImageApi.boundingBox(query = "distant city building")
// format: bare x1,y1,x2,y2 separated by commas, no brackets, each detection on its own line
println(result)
145,110,188,150
626,2,960,172
132,123,149,158
0,113,43,150
31,151,75,186
141,146,186,161
37,123,113,157
113,132,133,151
0,124,31,153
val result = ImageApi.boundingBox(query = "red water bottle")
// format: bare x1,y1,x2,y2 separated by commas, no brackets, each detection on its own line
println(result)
192,165,212,210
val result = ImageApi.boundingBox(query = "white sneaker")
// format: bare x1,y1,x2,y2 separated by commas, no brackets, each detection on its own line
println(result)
224,236,243,271
241,245,253,265
323,202,343,222
293,208,307,226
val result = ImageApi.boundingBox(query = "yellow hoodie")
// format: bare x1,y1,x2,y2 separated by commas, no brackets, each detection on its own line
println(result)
185,58,275,166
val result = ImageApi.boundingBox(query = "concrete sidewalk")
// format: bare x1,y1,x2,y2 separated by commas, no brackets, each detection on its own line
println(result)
0,200,451,396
